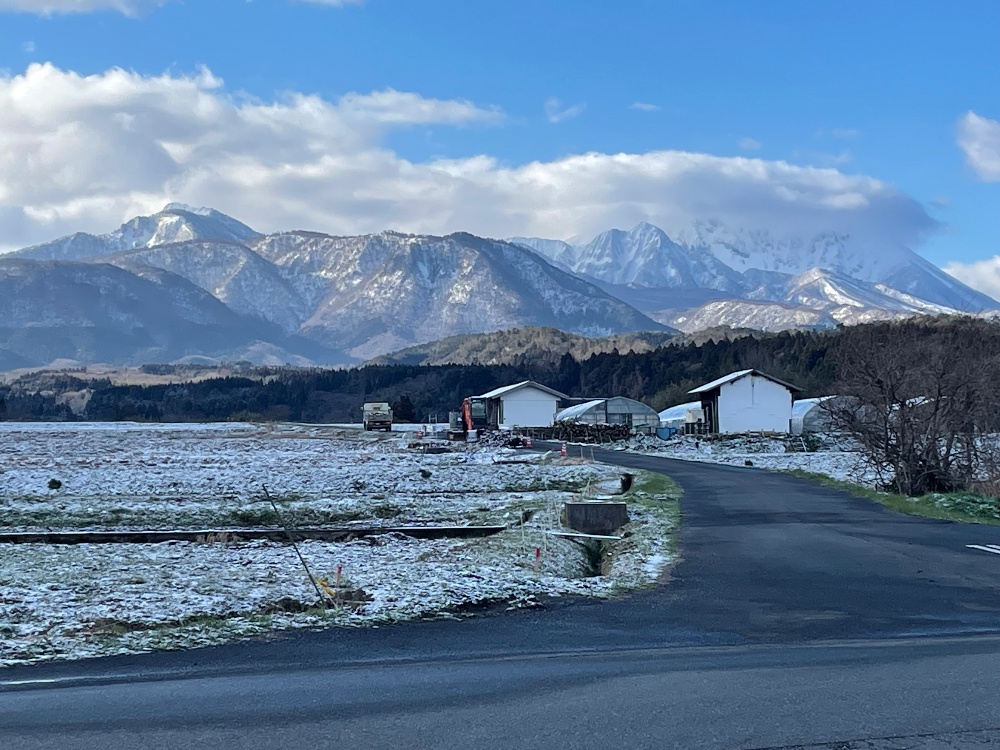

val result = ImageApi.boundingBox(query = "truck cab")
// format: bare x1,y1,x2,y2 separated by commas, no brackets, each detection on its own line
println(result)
362,402,393,431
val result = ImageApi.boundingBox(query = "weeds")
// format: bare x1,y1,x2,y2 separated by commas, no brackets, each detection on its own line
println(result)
787,469,1000,525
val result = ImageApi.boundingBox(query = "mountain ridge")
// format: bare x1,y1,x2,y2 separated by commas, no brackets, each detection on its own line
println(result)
3,204,997,369
510,220,999,331
2,207,668,367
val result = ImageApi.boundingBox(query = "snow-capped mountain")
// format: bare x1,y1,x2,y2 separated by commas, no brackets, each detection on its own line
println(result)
511,220,1000,330
666,268,957,333
108,241,310,332
666,300,838,333
248,230,665,359
0,257,332,367
13,204,261,262
1,207,667,366
5,203,996,369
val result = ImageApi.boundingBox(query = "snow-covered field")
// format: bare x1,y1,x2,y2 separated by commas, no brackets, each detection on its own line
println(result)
0,423,677,666
612,433,879,487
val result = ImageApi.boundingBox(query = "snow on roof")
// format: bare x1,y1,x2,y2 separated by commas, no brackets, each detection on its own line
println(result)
688,369,801,395
477,380,568,400
791,396,833,417
658,401,701,420
556,399,607,421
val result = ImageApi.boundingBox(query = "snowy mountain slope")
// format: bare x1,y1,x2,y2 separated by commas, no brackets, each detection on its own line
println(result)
5,202,995,368
666,267,959,333
106,241,309,332
0,258,338,367
515,223,744,292
12,204,261,262
782,268,953,316
6,207,668,365
666,300,838,333
507,236,578,271
253,231,669,360
573,223,745,291
512,219,999,329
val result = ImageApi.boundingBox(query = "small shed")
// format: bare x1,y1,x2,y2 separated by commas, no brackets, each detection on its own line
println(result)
478,380,568,430
791,396,838,435
556,397,660,431
658,401,705,432
689,369,800,434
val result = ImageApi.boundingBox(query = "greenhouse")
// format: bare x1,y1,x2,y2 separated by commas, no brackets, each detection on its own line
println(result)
555,397,660,431
790,396,835,435
658,401,702,431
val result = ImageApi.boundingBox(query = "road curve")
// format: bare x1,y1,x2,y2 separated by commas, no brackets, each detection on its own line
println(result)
6,450,1000,749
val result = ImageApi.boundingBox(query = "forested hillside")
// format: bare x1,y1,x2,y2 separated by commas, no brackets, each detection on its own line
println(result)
0,327,834,422
365,327,680,367
2,317,990,424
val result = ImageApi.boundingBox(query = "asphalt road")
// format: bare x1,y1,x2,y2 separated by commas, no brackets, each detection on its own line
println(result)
6,448,1000,749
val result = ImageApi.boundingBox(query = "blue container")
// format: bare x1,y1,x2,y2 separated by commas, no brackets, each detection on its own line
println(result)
655,427,678,440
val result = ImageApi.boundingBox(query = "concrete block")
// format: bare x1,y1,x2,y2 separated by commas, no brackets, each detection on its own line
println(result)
562,502,628,536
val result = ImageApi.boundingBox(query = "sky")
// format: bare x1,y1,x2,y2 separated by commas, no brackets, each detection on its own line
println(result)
0,0,998,295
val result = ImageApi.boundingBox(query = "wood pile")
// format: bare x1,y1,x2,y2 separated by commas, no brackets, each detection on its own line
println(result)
550,421,632,443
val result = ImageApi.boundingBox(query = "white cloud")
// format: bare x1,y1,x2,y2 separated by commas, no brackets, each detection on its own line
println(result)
0,0,165,14
958,111,1000,182
738,137,762,151
629,102,660,112
0,63,939,254
944,257,1000,303
22,41,35,53
544,97,585,124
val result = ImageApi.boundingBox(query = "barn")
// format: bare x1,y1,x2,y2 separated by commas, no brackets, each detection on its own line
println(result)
556,397,660,432
477,381,567,430
689,369,800,434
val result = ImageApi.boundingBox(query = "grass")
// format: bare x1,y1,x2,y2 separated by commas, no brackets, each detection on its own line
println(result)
787,469,1000,525
629,470,682,499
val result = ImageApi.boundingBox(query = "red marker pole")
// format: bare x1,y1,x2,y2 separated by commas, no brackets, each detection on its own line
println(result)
335,565,343,589
534,546,542,573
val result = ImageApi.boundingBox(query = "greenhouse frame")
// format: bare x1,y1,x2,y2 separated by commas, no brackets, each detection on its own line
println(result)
555,397,660,431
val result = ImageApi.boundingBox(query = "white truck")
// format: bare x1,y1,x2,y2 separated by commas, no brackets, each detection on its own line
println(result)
362,402,393,431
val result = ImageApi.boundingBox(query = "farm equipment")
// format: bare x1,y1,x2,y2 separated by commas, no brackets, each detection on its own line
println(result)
447,397,489,441
362,402,393,431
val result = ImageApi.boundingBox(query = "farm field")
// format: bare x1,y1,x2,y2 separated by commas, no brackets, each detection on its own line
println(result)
616,433,879,486
0,423,678,666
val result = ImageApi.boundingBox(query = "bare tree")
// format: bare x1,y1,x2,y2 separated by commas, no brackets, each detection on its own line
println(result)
825,317,1000,496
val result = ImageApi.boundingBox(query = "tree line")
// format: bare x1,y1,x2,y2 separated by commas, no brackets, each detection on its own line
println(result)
0,327,839,423
4,315,1000,497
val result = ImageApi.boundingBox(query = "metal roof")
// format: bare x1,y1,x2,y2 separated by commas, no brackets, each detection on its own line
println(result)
688,369,801,395
555,399,607,421
477,380,568,400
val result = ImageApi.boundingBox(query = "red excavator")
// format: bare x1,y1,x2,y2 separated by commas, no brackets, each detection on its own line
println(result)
448,397,489,440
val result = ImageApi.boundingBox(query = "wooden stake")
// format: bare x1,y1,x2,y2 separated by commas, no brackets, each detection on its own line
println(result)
262,485,327,606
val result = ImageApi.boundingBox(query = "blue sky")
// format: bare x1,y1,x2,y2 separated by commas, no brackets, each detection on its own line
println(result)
0,0,997,287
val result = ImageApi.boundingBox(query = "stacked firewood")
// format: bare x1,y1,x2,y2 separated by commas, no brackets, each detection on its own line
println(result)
550,421,632,443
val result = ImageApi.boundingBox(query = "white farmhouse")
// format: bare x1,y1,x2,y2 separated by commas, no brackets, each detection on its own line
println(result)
478,381,568,430
688,369,800,434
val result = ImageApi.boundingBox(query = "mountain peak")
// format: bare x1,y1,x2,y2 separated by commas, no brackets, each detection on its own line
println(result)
629,220,663,235
162,202,213,216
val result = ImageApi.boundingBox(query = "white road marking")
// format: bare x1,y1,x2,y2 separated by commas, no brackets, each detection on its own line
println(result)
966,544,1000,555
